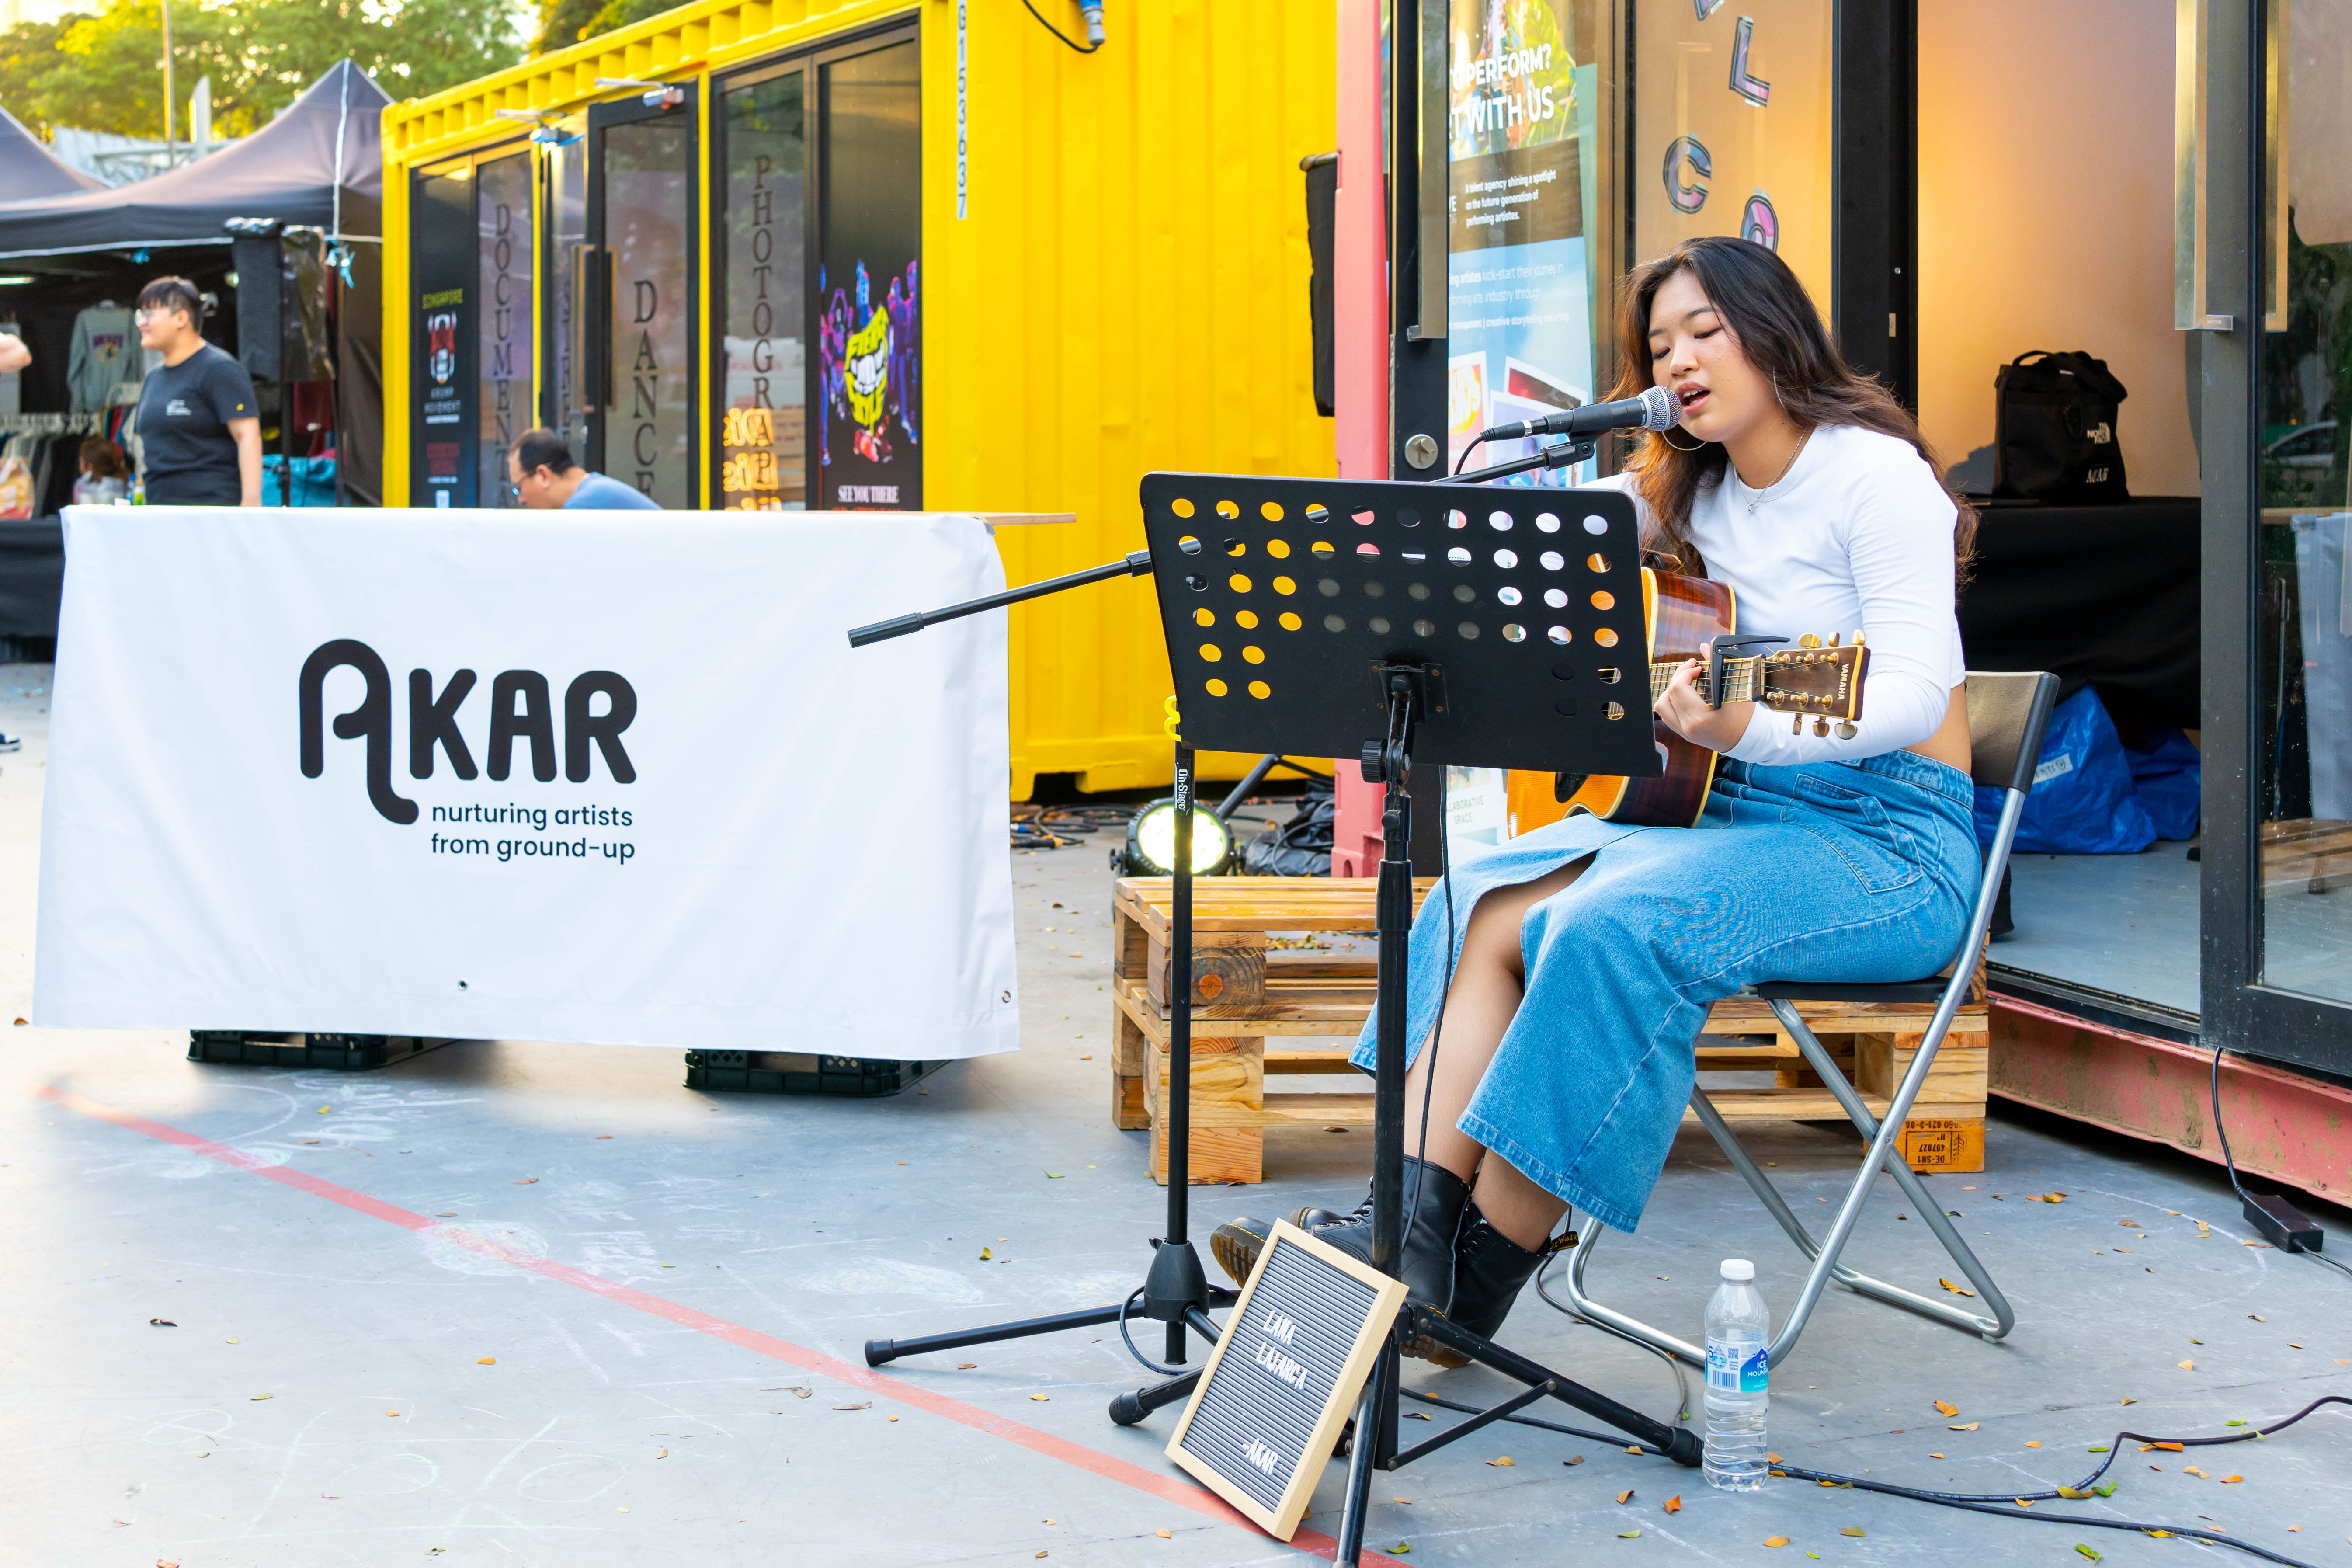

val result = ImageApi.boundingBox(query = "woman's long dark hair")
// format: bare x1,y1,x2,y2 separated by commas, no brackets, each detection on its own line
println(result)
1606,236,1974,580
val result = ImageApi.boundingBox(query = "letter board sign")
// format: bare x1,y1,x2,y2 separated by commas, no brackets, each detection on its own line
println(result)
1166,1220,1406,1540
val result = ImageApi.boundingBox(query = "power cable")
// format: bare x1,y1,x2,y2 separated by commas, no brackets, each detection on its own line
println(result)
1021,0,1102,54
2208,1036,2352,1280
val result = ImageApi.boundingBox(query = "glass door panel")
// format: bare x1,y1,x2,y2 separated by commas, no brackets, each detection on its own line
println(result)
2258,2,2352,1004
1628,0,1833,306
410,163,476,507
817,38,920,510
545,114,590,462
718,68,809,510
476,152,533,506
589,95,696,507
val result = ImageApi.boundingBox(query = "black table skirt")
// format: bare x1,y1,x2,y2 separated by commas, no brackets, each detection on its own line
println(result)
0,517,63,641
1956,496,2199,744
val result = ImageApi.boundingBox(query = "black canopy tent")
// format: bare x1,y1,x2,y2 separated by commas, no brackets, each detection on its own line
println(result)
0,61,389,505
0,106,104,202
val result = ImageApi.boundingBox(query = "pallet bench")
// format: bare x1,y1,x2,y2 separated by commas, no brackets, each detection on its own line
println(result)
1110,876,1987,1184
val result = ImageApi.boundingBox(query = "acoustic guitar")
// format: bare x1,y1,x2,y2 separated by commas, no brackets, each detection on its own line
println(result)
1554,568,1870,828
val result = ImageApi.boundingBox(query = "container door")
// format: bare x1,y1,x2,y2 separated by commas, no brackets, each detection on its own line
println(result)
2199,0,2352,1072
586,89,698,507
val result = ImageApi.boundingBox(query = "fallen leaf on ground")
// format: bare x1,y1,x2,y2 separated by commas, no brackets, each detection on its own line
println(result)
1046,1173,1065,1179
1155,1530,1172,1539
149,1318,176,1327
1389,1545,1410,1554
2075,1547,2102,1562
316,1106,330,1114
1938,1279,1977,1298
250,1394,272,1401
1563,1453,1585,1466
1935,1400,1959,1417
834,1402,871,1411
957,1363,977,1370
2119,1219,2141,1228
476,1357,495,1365
1486,1457,1515,1467
2015,1499,2035,1508
1625,1445,1642,1455
1840,1527,1867,1537
2122,1399,2137,1406
2058,1485,2094,1498
2146,1442,2184,1452
1763,1538,1791,1549
790,1387,811,1398
513,1177,538,1185
2025,1441,2042,1448
1663,1496,1682,1513
2220,1474,2243,1483
386,1411,399,1417
1617,1530,1642,1539
1031,1394,1050,1402
657,1447,667,1459
1949,1422,1979,1432
1930,1453,1946,1460
981,1248,994,1260
434,1212,456,1217
1616,1488,1634,1504
2178,1360,2195,1371
10,1018,21,1026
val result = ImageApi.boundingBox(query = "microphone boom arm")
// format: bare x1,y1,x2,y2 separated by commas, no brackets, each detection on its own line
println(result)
847,549,1156,647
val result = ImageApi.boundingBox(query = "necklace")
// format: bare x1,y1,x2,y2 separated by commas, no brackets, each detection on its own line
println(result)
1744,426,1812,514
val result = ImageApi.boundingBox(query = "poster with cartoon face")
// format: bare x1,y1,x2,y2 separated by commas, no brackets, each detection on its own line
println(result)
816,39,920,511
427,311,458,387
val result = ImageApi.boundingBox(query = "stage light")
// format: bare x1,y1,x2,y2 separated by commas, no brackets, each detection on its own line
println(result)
1125,800,1233,876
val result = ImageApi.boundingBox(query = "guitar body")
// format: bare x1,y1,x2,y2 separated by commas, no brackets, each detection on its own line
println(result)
1561,569,1737,829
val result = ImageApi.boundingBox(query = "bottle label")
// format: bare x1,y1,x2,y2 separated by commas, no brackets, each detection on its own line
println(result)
1707,1335,1768,1394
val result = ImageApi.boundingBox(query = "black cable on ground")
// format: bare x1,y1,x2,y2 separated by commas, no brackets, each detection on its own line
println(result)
1387,1380,2345,1568
2209,1037,2352,1281
1115,1288,1186,1377
1530,1245,1692,1424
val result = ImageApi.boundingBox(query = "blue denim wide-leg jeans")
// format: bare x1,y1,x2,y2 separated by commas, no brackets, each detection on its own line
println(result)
1349,750,1980,1235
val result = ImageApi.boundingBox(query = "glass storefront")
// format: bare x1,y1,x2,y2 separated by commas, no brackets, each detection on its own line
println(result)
476,153,533,505
411,163,476,508
2258,1,2352,1005
1629,0,1832,311
719,68,809,510
545,115,591,465
598,113,696,507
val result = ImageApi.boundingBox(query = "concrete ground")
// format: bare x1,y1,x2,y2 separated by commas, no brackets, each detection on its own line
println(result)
2,662,2349,1567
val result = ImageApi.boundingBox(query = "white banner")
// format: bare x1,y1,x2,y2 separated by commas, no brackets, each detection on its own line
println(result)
34,507,1018,1059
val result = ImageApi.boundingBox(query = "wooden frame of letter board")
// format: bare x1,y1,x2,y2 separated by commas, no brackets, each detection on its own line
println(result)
1165,1220,1407,1541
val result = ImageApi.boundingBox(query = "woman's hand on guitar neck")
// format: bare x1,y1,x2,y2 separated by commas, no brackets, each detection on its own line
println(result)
1655,654,1755,754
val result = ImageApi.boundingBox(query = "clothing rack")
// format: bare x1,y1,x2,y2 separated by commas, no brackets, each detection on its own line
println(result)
0,413,105,436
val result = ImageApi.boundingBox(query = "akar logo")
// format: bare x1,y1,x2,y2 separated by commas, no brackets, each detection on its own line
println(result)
300,639,636,825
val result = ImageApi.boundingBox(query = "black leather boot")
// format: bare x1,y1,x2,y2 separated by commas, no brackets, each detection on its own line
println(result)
1444,1203,1561,1346
1209,1157,1472,1363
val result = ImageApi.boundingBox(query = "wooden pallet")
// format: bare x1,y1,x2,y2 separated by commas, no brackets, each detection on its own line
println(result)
1111,876,1988,1183
2262,818,2352,895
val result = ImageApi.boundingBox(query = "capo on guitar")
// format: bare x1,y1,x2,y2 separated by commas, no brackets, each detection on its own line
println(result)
1705,635,1789,710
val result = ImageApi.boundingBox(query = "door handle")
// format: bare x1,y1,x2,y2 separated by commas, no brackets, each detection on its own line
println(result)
2176,0,2286,332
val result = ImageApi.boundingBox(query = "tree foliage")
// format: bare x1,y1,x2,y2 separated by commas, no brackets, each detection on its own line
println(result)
0,0,524,141
530,0,678,57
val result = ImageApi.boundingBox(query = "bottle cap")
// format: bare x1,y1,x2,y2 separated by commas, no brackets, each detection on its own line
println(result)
1720,1258,1755,1281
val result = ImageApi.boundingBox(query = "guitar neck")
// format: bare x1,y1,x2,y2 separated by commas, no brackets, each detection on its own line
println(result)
1647,656,1760,706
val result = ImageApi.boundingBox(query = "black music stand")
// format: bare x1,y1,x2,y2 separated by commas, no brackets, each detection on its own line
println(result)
848,473,1702,1567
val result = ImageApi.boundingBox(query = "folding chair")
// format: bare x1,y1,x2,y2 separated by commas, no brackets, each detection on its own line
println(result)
1553,671,2061,1368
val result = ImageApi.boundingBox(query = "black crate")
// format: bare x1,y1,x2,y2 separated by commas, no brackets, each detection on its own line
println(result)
682,1050,948,1097
188,1031,452,1071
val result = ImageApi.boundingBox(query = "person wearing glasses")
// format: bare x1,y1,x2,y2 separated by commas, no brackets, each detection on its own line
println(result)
505,429,661,510
133,277,261,507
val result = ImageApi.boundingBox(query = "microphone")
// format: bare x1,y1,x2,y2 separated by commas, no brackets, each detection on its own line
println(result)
1478,384,1680,443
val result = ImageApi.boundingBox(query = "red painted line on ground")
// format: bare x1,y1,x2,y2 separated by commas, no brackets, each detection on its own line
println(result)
33,1083,1397,1563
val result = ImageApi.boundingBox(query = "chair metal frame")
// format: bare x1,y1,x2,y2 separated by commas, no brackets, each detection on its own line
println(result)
1552,672,2057,1368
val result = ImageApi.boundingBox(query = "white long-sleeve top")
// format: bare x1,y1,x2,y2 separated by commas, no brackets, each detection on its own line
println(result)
1582,423,1964,767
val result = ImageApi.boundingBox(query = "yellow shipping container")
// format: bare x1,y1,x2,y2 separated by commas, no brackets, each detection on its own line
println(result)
381,0,1337,796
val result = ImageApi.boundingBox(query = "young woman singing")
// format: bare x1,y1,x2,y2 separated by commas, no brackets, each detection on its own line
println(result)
1212,236,1981,1364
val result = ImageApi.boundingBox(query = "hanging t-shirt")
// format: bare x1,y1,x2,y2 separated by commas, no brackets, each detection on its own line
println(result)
136,343,257,505
68,305,141,412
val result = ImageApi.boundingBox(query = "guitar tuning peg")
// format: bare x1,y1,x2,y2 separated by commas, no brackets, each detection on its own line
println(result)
1825,633,1841,647
1812,718,1830,738
1798,633,1822,649
1851,629,1865,647
1835,721,1858,740
1791,714,1803,735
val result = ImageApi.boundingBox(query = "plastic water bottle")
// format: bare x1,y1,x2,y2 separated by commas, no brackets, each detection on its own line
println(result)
1702,1258,1770,1491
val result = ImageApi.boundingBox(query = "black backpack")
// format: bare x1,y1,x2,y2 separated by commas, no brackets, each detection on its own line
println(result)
1993,350,2129,503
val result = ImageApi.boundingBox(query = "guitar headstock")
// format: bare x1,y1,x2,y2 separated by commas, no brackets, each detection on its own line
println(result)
1754,633,1869,724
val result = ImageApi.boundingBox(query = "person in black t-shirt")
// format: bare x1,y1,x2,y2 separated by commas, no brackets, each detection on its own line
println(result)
133,276,261,506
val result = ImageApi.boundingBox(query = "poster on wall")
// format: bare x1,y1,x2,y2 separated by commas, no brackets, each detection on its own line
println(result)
412,168,476,508
1445,0,1599,483
819,40,921,511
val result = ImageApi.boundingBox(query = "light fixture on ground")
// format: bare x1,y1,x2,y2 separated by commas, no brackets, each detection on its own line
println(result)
1124,800,1232,876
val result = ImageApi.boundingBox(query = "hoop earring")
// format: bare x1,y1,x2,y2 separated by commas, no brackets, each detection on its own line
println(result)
1772,375,1786,410
1659,428,1706,452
